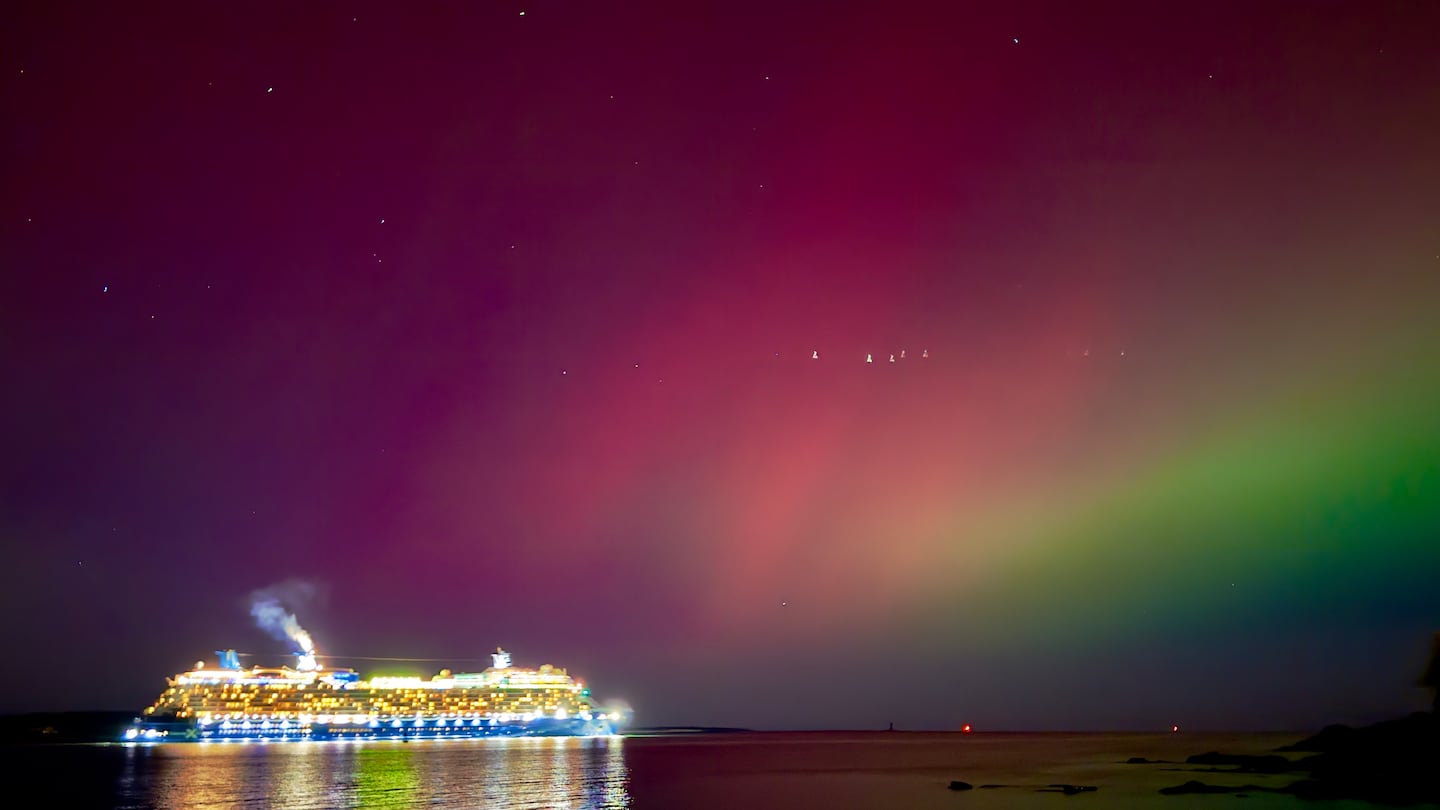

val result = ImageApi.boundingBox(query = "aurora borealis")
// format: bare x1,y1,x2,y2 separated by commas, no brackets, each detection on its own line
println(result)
3,2,1438,730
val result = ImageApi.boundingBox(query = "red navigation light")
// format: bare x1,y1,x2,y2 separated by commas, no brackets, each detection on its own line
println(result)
1171,725,1180,733
962,723,973,734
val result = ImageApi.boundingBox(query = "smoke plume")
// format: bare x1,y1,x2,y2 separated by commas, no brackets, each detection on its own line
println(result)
247,581,323,665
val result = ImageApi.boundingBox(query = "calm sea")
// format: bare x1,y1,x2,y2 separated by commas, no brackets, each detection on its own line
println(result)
10,732,1384,809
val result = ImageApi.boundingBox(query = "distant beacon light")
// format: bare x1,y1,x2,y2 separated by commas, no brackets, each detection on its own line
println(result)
1172,725,1180,733
962,723,973,734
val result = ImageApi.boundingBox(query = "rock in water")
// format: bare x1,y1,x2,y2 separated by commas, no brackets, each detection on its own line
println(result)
948,780,974,791
1061,785,1098,795
1160,780,1264,796
1184,752,1294,773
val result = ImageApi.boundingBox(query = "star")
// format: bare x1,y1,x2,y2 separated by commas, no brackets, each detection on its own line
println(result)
267,87,273,93
102,286,108,293
1013,37,1019,44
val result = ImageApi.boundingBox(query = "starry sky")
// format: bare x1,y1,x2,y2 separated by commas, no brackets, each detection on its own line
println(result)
3,1,1439,730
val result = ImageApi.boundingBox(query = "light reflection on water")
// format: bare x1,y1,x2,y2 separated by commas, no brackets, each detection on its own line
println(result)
115,736,629,809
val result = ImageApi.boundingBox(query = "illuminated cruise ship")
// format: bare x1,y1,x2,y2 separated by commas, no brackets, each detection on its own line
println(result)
126,648,623,742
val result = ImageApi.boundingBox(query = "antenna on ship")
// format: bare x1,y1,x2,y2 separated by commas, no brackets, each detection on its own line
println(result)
492,648,512,669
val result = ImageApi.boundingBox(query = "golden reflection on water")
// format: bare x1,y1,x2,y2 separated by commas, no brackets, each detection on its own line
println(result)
115,736,629,809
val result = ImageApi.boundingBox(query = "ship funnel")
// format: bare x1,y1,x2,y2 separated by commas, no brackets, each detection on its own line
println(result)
295,651,319,671
492,648,512,669
216,649,242,670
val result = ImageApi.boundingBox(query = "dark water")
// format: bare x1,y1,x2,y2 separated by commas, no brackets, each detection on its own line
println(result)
10,732,1382,809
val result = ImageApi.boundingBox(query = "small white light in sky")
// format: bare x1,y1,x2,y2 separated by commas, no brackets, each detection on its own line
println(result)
267,87,273,93
519,10,525,15
102,286,108,293
1013,37,1019,44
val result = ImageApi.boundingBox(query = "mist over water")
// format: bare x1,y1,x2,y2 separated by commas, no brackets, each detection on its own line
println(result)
19,732,1354,810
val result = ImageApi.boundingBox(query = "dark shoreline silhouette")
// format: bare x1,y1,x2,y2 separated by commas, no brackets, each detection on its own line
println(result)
0,712,135,745
1142,712,1439,805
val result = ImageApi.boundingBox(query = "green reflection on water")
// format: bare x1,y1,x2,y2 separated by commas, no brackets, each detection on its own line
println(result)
354,744,421,808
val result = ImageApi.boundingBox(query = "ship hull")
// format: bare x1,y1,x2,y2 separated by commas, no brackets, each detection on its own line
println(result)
126,716,617,742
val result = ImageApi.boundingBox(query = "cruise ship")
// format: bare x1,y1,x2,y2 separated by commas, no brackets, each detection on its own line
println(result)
126,648,622,742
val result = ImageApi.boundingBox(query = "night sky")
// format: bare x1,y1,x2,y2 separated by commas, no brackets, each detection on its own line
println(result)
3,2,1439,731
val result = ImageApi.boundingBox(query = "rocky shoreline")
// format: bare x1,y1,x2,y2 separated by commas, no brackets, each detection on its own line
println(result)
1145,713,1439,805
